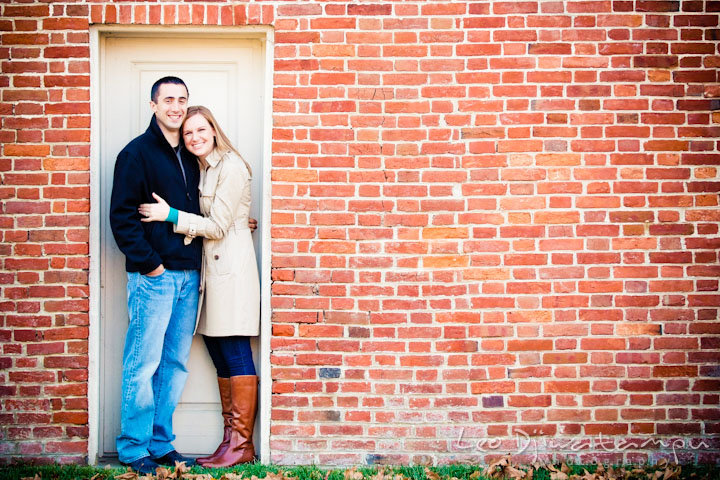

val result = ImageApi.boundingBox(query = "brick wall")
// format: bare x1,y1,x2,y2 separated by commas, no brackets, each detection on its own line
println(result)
1,0,719,466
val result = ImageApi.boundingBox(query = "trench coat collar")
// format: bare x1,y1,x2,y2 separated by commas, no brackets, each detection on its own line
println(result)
202,148,224,169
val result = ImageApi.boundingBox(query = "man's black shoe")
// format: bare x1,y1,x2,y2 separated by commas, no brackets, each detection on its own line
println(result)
122,456,160,475
152,450,196,467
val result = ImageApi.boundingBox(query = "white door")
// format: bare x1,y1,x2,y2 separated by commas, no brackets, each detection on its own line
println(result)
99,34,265,457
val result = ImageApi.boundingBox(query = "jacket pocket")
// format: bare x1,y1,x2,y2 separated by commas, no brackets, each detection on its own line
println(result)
206,239,231,276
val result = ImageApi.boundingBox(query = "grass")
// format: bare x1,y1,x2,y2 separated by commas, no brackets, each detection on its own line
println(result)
1,461,719,480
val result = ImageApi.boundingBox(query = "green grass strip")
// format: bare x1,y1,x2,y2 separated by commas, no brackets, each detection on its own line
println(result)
1,461,718,480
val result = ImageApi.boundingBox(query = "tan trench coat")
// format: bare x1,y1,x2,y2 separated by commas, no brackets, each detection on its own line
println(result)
174,149,260,337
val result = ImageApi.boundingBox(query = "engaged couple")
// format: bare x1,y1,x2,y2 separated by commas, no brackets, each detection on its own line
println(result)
109,76,260,474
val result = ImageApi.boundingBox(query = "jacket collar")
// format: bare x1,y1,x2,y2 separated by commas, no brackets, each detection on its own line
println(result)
147,115,180,149
203,148,223,168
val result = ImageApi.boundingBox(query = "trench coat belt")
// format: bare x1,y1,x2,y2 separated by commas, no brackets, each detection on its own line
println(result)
228,220,250,232
199,253,206,294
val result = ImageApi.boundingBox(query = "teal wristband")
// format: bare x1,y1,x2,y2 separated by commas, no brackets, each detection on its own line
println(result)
166,207,179,224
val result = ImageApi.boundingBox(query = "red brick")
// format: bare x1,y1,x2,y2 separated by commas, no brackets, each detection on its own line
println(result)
275,32,320,44
654,366,698,377
42,18,88,30
43,47,89,59
471,381,515,394
546,381,591,393
348,4,392,16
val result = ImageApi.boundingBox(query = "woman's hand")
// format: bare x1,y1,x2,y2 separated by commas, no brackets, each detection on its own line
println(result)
139,192,171,222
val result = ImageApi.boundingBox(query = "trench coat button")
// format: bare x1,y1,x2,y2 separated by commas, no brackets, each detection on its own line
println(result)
214,254,219,260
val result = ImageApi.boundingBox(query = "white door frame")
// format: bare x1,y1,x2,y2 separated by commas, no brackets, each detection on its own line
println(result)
88,25,274,464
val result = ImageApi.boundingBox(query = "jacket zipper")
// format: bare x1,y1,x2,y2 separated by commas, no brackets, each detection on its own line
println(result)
171,144,192,202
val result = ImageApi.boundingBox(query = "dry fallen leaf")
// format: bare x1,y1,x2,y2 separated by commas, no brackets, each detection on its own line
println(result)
266,472,287,480
115,472,139,480
484,454,511,479
663,466,681,480
155,467,171,480
220,473,245,480
172,461,190,479
505,465,528,480
343,469,357,480
424,468,440,480
574,469,594,480
373,467,394,480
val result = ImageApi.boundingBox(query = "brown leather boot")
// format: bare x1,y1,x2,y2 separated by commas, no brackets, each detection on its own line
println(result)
196,377,232,466
200,375,258,468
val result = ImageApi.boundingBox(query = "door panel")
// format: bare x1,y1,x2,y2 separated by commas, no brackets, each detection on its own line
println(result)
100,35,264,457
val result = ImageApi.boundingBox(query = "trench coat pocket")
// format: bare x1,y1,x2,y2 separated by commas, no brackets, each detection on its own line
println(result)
207,240,231,276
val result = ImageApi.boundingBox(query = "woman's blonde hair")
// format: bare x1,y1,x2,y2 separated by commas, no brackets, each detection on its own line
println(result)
184,105,251,175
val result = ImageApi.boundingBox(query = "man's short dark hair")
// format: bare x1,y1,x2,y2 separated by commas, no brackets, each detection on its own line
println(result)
150,76,188,103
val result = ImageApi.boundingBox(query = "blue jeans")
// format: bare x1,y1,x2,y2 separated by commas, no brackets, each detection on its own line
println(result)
116,269,199,463
203,335,256,377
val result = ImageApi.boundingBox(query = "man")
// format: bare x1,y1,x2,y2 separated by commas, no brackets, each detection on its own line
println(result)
110,76,201,473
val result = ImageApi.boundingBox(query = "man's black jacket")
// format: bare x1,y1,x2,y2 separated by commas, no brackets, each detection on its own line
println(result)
110,116,202,274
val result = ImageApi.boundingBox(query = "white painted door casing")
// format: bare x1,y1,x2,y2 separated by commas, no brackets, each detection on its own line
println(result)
98,34,266,458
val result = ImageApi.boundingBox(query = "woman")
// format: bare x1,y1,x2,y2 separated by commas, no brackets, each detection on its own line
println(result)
138,105,259,468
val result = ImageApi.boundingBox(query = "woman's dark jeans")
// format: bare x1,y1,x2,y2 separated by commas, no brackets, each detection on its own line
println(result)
203,335,256,377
